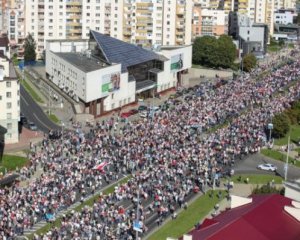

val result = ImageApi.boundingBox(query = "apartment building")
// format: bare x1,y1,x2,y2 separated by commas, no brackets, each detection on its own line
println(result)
0,36,20,144
24,0,192,58
192,4,227,38
1,0,26,58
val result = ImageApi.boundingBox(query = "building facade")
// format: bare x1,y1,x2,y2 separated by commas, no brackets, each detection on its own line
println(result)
45,30,192,117
192,4,227,38
24,0,193,59
1,0,25,59
0,47,20,144
274,9,297,25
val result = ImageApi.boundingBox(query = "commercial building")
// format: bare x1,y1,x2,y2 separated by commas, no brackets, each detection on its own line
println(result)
0,36,20,144
45,30,192,117
274,9,297,25
24,0,193,59
229,13,268,57
192,4,227,38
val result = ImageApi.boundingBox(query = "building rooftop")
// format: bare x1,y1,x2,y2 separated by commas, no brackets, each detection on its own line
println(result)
187,194,300,240
90,30,168,72
53,52,109,73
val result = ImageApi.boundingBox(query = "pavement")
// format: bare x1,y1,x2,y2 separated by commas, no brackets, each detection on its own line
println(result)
4,127,43,153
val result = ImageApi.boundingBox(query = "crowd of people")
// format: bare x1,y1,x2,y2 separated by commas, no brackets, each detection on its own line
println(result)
1,50,300,239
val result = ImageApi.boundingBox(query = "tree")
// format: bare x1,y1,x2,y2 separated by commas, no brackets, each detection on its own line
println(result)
193,35,236,69
24,33,36,63
272,113,290,138
193,36,217,66
242,53,257,72
215,35,237,68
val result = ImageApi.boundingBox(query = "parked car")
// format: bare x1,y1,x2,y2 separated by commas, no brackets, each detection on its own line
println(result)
128,109,139,115
149,106,160,112
120,112,132,118
139,111,148,118
168,94,176,99
138,105,148,112
28,122,38,131
257,163,277,172
20,114,28,125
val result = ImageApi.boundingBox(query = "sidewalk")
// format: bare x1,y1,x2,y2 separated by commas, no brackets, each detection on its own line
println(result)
4,128,43,153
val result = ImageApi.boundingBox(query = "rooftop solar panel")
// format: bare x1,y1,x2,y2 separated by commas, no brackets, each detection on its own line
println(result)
91,30,167,72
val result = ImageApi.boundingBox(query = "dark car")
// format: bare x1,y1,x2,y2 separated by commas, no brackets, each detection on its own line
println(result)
20,114,28,125
128,109,139,115
138,105,148,112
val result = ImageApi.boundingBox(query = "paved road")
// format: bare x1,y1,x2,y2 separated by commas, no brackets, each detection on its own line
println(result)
234,152,300,181
20,85,61,133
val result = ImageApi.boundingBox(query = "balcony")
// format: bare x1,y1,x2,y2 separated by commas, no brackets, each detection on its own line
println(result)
66,21,81,26
66,1,82,6
124,31,131,36
176,5,185,15
69,14,81,19
66,7,81,13
135,35,147,40
67,28,82,33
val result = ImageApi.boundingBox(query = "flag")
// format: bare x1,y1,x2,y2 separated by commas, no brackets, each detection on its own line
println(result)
93,161,110,172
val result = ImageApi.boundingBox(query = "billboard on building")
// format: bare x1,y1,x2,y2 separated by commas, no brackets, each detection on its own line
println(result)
101,72,120,94
170,54,183,72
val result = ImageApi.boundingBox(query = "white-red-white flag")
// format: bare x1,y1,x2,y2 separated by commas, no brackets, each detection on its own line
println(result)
93,161,109,171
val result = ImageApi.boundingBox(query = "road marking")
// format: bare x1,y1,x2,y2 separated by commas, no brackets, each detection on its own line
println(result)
21,96,29,106
33,113,51,131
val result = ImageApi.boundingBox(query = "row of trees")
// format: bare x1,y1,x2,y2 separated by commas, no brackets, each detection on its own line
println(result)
193,35,257,72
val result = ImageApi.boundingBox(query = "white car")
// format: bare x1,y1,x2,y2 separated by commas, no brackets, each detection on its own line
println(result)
139,111,148,118
257,163,277,172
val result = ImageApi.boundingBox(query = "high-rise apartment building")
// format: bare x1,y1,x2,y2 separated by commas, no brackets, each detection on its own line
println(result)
24,0,192,58
1,0,25,58
0,36,20,144
192,4,227,38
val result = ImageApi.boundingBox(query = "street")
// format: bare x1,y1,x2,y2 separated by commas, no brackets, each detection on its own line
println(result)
234,152,300,181
20,85,61,133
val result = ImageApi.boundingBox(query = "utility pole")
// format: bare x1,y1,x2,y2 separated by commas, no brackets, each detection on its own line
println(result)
48,84,51,115
284,136,290,181
135,185,141,240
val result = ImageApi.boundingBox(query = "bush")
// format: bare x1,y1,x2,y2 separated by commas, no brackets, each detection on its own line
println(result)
252,184,284,195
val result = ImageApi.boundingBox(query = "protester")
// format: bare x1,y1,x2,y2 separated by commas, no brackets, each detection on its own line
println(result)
1,50,300,239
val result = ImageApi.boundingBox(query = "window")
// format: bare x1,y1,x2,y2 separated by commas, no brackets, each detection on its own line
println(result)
6,81,11,87
7,123,12,129
6,92,11,98
6,102,12,109
0,95,2,100
7,113,12,119
6,133,12,138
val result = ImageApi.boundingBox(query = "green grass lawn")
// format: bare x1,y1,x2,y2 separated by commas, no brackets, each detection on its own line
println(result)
260,148,300,167
230,174,283,184
30,175,131,239
267,45,281,53
48,113,60,124
0,155,29,174
148,190,225,240
274,124,300,146
21,80,44,104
